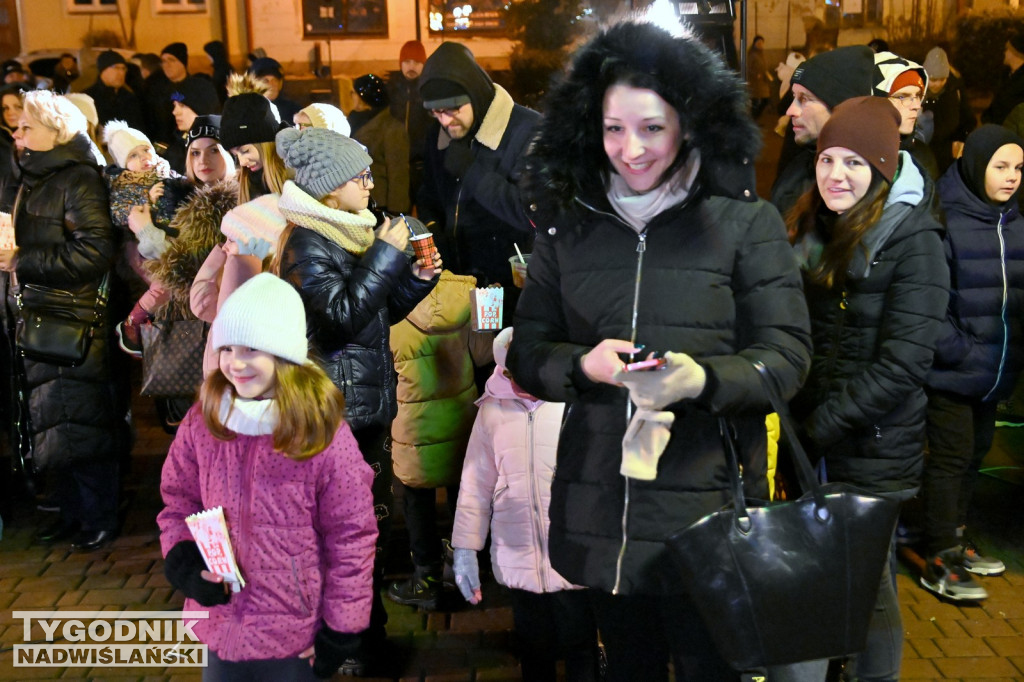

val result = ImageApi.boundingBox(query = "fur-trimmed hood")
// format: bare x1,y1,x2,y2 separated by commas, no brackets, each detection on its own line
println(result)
525,19,760,216
148,178,238,317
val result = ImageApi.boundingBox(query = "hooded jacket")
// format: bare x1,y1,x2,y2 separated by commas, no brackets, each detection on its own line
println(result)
506,21,812,595
149,178,238,318
3,134,130,471
792,152,950,491
157,403,377,662
416,42,541,312
389,270,486,488
452,333,575,595
928,130,1024,401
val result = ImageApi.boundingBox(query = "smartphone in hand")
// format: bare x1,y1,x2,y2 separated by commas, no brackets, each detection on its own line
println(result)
624,356,667,372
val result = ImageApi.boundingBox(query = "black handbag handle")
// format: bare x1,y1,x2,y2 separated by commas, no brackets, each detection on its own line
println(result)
717,362,833,533
751,360,830,519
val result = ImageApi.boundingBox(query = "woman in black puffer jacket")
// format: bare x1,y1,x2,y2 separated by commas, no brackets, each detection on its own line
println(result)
507,21,812,680
274,126,439,673
2,91,130,552
787,97,949,680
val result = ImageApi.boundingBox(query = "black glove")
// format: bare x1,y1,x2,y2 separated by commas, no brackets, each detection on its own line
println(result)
164,540,231,607
312,625,361,679
443,138,475,178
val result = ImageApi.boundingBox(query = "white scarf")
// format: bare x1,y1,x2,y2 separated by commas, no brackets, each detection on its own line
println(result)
218,390,279,437
606,149,702,233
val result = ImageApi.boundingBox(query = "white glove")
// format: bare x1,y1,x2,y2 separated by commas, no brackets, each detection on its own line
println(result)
615,352,706,410
621,408,676,480
453,548,481,604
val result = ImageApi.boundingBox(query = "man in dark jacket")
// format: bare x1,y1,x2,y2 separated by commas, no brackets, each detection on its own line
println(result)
388,40,431,210
770,45,876,217
416,42,541,321
84,51,146,131
922,47,975,175
983,34,1024,125
248,57,301,124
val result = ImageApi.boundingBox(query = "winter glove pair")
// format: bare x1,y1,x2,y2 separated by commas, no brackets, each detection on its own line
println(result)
311,625,361,679
163,540,231,607
234,236,273,260
613,352,707,411
453,548,482,604
443,138,475,178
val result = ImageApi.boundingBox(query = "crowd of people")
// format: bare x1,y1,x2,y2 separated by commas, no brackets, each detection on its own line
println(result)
0,17,1021,682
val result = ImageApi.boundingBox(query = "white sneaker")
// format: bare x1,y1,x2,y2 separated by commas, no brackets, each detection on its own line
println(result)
960,541,1006,576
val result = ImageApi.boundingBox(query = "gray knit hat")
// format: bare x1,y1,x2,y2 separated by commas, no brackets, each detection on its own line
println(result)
275,127,372,199
211,273,308,365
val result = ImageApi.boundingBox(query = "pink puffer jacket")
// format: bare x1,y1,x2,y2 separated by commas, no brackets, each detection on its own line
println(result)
157,405,377,661
452,365,577,594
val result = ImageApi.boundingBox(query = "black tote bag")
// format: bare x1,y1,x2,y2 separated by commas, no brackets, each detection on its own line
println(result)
666,361,900,671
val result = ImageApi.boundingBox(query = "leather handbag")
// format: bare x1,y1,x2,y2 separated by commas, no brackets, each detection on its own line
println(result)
140,316,208,398
14,274,110,368
665,361,900,671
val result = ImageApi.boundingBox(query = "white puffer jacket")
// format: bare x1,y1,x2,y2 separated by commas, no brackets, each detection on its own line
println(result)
452,332,578,594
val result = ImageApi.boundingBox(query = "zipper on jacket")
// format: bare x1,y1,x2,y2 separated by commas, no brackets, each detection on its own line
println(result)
612,231,647,595
983,213,1011,402
525,409,550,593
823,289,850,387
225,439,257,654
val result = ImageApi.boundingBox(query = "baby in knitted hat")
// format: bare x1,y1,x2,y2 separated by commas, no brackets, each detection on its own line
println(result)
102,119,191,237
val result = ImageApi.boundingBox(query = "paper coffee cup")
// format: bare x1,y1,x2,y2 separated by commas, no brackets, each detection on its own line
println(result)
410,233,436,262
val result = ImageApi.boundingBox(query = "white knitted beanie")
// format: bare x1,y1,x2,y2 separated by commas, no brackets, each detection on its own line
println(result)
211,273,308,365
298,103,351,137
65,93,99,129
492,327,513,369
103,120,154,169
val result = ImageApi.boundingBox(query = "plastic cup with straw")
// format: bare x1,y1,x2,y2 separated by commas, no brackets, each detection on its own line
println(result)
404,214,436,264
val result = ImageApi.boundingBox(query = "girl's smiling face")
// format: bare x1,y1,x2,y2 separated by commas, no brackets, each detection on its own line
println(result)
602,84,683,194
219,345,276,399
816,146,874,214
232,144,263,173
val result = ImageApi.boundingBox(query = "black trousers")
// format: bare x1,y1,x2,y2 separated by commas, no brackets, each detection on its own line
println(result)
923,389,998,554
352,424,393,651
57,459,119,532
203,649,317,682
509,588,599,682
589,590,737,682
397,479,457,569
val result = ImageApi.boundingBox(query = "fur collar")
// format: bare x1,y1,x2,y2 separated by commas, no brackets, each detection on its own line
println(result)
434,84,515,152
148,178,239,318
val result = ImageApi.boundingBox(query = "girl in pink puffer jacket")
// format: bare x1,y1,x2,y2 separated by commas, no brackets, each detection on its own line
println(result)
157,273,377,680
451,327,600,681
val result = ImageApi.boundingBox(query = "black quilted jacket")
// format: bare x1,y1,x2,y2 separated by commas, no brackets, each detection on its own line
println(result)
278,226,436,432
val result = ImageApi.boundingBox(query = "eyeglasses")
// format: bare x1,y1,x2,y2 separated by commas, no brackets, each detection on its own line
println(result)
889,93,923,106
354,171,373,188
429,103,466,119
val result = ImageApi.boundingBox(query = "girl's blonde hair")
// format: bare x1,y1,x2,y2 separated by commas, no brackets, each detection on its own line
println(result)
786,171,891,290
185,138,236,185
21,90,87,145
238,141,290,203
200,356,346,461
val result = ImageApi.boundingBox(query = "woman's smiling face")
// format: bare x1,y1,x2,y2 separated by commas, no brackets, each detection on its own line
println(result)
602,84,683,194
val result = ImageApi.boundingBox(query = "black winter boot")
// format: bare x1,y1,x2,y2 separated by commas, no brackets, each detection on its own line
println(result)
386,563,443,610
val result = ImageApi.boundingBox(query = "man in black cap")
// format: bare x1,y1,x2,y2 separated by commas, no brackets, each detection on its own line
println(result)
164,77,219,173
84,50,146,131
770,45,876,217
415,41,540,315
983,34,1024,125
389,41,540,615
248,57,301,124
